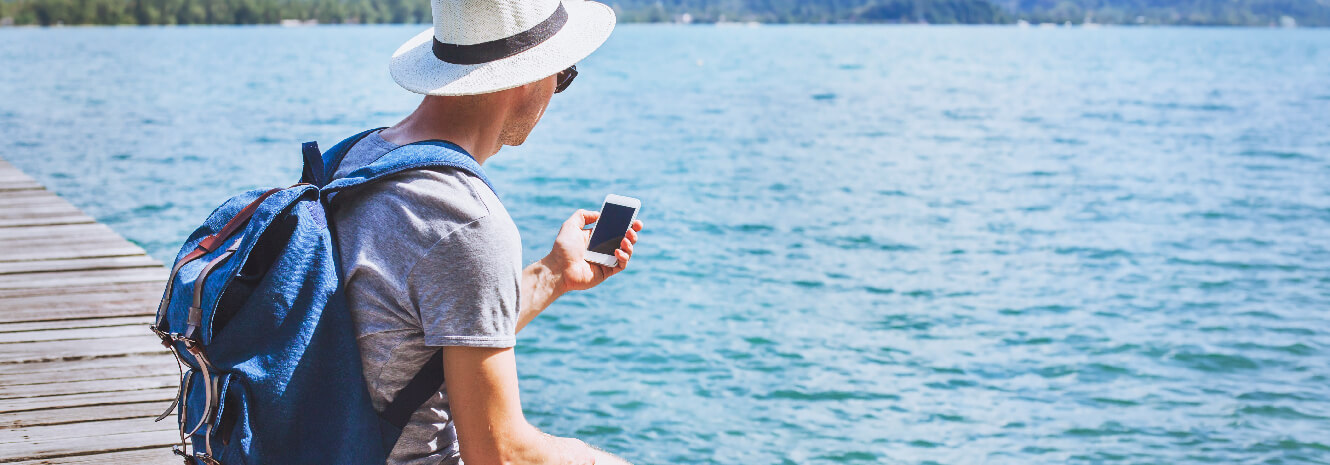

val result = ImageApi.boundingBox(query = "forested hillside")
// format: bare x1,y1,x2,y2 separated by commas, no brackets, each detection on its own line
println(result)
992,0,1329,25
0,0,1325,26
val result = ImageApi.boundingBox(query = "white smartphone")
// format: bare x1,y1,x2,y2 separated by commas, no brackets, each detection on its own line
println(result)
585,194,641,267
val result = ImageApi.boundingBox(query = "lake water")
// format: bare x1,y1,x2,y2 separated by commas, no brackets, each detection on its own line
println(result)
3,24,1330,464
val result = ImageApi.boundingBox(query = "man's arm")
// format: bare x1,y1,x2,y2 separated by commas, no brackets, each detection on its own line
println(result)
443,345,633,465
516,209,643,333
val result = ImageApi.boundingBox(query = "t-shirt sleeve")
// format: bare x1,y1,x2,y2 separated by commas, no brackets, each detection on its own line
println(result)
406,213,521,348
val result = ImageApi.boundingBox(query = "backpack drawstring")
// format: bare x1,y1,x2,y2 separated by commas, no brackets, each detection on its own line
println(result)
150,328,214,460
183,342,215,437
151,240,239,464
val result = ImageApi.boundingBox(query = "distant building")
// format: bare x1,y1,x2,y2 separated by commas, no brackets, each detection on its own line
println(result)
280,19,319,27
1280,15,1297,28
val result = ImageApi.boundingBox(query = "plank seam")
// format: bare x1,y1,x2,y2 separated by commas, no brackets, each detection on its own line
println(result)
0,389,177,414
0,408,169,430
1,384,176,403
0,372,175,388
0,351,170,366
0,322,153,335
0,442,178,464
0,265,162,275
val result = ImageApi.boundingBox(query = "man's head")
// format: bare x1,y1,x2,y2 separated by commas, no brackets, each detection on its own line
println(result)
388,0,612,97
414,64,573,150
494,65,577,146
383,0,607,159
494,72,557,147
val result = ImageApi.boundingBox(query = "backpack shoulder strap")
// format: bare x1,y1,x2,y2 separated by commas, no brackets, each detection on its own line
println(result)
301,127,384,188
321,139,496,199
314,136,494,434
380,350,444,431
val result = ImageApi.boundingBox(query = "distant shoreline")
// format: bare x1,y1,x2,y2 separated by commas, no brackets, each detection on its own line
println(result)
1,22,1324,29
4,0,1326,28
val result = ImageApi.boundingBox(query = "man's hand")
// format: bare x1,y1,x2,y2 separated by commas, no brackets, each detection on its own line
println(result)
541,209,643,294
516,209,643,333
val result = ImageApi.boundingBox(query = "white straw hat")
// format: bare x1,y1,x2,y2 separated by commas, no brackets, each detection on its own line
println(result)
390,0,616,96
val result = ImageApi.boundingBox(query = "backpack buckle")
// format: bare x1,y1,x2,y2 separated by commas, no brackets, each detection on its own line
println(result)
172,440,222,464
171,446,190,463
150,325,174,348
150,325,204,352
170,447,221,465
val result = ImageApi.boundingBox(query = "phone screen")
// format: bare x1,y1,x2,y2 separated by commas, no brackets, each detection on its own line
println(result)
588,203,636,255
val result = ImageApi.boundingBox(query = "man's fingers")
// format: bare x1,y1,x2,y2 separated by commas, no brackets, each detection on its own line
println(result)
631,220,643,232
619,237,634,256
614,248,630,270
565,209,600,230
625,228,638,244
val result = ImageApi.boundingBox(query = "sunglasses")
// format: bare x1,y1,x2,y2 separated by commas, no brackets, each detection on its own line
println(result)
555,65,578,94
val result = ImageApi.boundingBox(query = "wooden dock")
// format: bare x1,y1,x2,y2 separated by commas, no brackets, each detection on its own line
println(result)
0,157,183,464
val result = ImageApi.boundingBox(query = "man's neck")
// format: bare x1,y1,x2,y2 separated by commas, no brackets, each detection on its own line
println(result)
379,95,510,164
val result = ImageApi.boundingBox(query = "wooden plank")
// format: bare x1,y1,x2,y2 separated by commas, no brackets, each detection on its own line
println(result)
0,243,146,263
0,162,29,174
0,281,162,300
0,302,158,325
0,402,171,429
0,223,128,241
2,362,173,387
0,417,178,444
0,304,158,325
0,202,70,213
0,422,181,463
0,374,178,400
0,204,87,220
0,231,140,247
0,354,169,377
0,256,160,276
0,316,152,334
9,447,183,465
0,189,50,200
0,336,169,365
0,387,177,414
0,324,152,344
0,184,43,193
0,182,42,190
0,216,95,229
0,282,161,324
7,446,182,465
0,234,132,249
0,188,76,202
0,267,167,290
0,197,72,209
0,157,191,463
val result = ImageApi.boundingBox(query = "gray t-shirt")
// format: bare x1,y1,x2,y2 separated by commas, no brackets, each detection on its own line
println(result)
331,130,522,465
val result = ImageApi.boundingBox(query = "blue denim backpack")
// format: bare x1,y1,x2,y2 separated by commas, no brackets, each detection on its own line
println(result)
150,129,495,464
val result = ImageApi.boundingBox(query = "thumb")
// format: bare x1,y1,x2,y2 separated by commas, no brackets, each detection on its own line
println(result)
564,209,600,231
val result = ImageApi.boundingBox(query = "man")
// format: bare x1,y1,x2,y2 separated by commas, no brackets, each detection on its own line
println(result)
329,0,639,464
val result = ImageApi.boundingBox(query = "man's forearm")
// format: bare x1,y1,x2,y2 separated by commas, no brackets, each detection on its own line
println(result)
516,258,563,333
591,447,634,465
526,430,634,465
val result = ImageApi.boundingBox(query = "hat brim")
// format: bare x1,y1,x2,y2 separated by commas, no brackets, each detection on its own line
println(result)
389,0,615,96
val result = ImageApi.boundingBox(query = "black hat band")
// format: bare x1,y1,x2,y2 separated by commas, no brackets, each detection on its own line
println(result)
432,3,568,65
